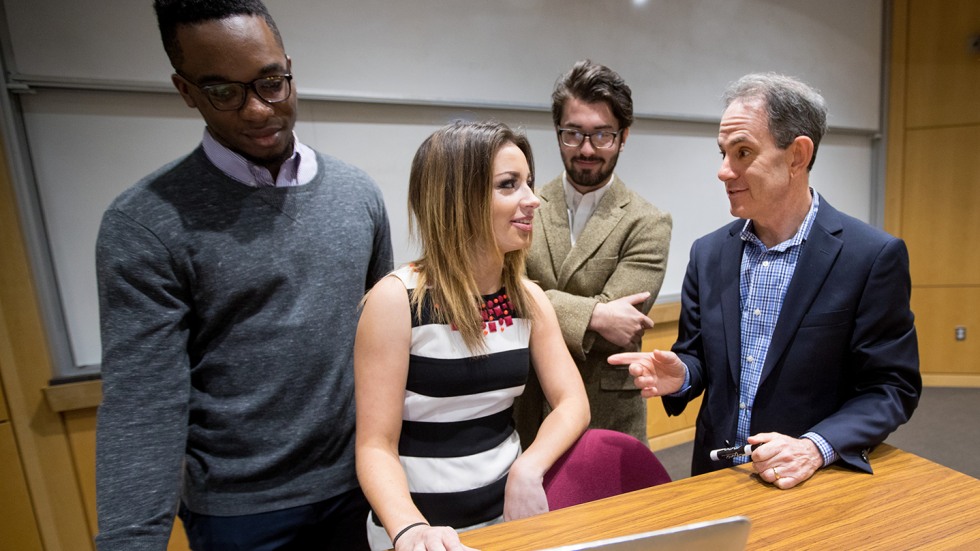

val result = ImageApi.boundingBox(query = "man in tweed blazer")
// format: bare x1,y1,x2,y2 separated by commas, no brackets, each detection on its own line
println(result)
515,60,672,444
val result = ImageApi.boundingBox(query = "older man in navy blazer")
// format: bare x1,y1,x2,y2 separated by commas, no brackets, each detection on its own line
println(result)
610,73,920,489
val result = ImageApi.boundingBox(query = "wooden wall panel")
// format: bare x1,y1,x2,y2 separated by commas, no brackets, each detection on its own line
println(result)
63,410,97,537
168,516,191,551
0,378,7,422
889,0,980,383
883,0,909,237
906,0,980,128
647,394,702,452
902,126,980,286
0,132,93,549
0,422,44,551
911,287,980,375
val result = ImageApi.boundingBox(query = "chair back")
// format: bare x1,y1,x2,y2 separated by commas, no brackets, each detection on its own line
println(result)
543,428,671,510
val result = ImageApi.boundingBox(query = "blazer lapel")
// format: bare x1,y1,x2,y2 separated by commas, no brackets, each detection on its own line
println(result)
537,177,572,281
720,222,746,385
557,177,628,288
760,198,844,384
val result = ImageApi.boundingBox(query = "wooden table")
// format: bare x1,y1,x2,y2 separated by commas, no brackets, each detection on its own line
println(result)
459,445,980,550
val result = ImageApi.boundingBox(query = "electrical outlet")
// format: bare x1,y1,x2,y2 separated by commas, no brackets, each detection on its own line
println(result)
955,326,967,341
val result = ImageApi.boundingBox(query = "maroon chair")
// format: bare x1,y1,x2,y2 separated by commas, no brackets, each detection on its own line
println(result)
543,428,672,510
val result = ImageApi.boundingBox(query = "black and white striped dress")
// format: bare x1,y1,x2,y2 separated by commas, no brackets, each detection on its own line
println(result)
367,266,530,549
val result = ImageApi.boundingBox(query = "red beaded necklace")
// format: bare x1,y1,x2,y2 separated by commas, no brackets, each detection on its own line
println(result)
479,292,514,336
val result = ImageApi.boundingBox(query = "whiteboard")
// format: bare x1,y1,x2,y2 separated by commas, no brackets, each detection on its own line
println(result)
4,0,883,375
4,0,882,127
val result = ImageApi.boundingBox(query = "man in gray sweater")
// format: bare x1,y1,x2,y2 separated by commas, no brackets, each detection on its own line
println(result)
94,1,392,549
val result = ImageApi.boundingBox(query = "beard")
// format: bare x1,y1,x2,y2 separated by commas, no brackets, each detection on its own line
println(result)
564,152,619,189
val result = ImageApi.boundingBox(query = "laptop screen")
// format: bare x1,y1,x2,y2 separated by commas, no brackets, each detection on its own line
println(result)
534,516,751,551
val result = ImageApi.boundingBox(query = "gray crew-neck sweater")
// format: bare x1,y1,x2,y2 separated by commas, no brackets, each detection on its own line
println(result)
94,147,392,550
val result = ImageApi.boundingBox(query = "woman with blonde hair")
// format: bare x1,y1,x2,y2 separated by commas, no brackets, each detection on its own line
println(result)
355,120,590,550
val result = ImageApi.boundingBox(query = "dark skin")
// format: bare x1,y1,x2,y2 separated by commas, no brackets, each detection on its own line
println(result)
169,14,297,180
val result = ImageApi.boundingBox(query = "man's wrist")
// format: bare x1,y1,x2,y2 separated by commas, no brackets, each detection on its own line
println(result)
667,363,691,397
801,432,837,467
587,301,606,332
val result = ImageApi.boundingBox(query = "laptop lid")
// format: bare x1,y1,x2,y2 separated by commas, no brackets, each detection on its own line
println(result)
535,516,751,551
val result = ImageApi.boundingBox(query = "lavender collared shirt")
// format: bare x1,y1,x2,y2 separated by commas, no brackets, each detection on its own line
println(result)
201,129,318,187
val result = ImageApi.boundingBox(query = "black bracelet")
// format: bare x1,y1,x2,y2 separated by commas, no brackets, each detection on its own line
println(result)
391,521,428,548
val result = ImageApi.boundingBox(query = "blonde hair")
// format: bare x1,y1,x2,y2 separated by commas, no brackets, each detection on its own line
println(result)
408,120,536,352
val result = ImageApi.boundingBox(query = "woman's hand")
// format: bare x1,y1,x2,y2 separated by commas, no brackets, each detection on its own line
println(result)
502,457,549,521
393,524,478,551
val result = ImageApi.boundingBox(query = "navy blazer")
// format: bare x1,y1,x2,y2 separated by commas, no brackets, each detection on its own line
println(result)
664,195,921,476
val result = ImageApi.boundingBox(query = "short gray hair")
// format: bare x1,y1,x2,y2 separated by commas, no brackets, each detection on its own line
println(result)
723,73,828,171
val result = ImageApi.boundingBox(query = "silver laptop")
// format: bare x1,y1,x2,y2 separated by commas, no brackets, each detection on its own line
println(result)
535,516,751,551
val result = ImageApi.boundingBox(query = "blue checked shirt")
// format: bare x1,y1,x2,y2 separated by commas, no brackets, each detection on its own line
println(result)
732,191,837,466
673,190,838,467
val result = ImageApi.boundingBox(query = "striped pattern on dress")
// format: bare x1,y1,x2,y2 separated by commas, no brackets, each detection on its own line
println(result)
371,265,530,533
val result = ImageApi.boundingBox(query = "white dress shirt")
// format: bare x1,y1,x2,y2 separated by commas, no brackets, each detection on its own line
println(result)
562,172,614,246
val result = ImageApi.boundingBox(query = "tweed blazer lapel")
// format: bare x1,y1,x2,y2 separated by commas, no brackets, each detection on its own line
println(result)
557,176,629,288
536,176,573,284
759,196,844,385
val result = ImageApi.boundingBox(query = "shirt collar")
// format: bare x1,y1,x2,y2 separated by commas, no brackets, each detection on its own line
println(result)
562,172,615,212
201,129,318,187
741,189,820,251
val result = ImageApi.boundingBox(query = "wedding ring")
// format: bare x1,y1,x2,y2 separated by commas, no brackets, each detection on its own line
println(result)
772,466,780,480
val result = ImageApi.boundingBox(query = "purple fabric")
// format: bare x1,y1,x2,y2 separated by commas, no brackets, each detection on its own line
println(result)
201,129,316,188
543,429,671,511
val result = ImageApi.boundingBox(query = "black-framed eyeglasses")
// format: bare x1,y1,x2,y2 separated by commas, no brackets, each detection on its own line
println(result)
557,127,621,149
177,72,293,111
